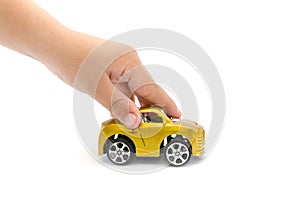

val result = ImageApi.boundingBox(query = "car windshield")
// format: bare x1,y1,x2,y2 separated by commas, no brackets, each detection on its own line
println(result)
141,112,163,123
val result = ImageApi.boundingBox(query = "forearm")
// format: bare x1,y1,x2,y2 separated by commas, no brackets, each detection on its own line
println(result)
0,0,102,85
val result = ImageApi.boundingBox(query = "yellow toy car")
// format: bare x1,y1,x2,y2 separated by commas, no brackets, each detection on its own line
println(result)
98,105,205,166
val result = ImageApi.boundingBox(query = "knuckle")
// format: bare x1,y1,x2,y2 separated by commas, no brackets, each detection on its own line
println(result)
136,84,157,98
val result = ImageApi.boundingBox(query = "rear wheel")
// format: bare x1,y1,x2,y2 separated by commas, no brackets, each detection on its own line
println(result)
106,137,135,165
165,139,191,166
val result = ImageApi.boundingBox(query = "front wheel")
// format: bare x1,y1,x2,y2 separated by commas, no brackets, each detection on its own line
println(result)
165,139,191,166
106,137,135,165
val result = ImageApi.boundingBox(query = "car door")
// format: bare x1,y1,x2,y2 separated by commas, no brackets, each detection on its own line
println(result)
139,111,164,154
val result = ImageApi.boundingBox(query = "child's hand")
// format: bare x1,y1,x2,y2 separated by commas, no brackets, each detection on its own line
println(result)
0,0,181,129
75,40,181,129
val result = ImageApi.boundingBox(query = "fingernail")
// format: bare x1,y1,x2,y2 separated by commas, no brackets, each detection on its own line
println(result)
124,113,137,129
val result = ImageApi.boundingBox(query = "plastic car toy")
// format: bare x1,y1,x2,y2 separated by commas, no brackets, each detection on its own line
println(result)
98,105,205,166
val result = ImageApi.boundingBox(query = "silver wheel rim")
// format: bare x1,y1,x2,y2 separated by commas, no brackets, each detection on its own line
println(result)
108,142,131,164
166,142,190,166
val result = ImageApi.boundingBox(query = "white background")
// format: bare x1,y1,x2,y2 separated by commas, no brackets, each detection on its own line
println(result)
0,0,299,198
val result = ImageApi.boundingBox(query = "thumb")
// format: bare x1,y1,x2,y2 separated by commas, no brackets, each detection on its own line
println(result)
110,88,141,129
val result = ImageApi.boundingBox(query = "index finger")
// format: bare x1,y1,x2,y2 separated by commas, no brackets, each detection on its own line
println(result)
124,66,181,118
135,83,181,118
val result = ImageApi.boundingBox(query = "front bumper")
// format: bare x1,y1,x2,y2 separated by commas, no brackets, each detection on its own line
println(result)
192,128,205,156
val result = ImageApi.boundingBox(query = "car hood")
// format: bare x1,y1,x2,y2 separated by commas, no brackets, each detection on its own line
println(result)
172,119,199,129
102,118,120,126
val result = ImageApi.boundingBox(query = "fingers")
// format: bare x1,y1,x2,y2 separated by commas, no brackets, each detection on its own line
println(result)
110,88,141,129
136,83,181,118
95,73,140,129
120,66,181,118
115,82,133,100
75,39,181,128
74,40,141,129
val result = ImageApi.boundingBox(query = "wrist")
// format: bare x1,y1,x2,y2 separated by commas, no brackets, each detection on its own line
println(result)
37,26,103,86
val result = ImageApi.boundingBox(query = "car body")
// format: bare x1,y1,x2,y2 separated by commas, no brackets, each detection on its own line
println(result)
98,105,205,166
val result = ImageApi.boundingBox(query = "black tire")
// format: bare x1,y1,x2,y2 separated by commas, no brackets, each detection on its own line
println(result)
106,137,135,165
164,139,191,167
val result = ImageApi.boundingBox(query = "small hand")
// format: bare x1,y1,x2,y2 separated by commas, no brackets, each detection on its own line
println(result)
77,40,181,129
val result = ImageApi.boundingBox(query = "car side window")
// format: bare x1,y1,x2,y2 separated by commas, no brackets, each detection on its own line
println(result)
141,112,163,123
